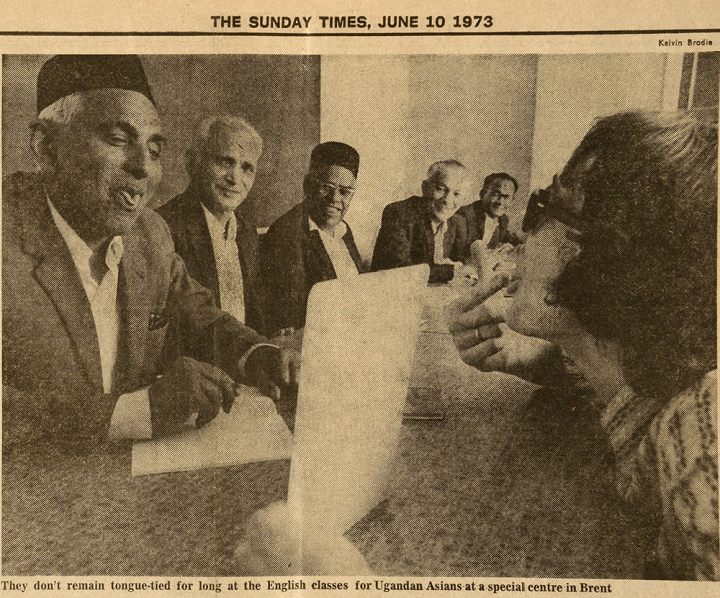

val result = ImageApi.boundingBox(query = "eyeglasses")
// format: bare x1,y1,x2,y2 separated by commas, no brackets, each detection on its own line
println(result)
310,177,356,199
522,187,585,234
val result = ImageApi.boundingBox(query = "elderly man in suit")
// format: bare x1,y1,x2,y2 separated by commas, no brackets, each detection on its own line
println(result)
371,160,470,284
261,142,365,334
456,172,521,259
157,115,266,334
2,55,298,454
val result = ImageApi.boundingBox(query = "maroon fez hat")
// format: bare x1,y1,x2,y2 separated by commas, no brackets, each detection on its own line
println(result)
309,142,360,178
37,55,155,114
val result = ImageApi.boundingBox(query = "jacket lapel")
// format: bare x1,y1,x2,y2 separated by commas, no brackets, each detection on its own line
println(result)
421,201,435,261
305,229,337,280
444,216,457,259
23,195,104,393
116,227,149,391
233,213,251,284
474,203,486,240
185,197,220,300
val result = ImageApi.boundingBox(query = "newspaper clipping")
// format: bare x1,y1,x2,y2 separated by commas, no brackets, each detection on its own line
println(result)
1,1,718,597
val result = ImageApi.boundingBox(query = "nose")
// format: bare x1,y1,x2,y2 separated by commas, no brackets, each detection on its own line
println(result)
124,144,151,180
327,188,344,205
225,165,240,186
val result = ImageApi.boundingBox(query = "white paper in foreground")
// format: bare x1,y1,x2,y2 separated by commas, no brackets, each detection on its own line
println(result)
131,387,293,476
288,264,429,536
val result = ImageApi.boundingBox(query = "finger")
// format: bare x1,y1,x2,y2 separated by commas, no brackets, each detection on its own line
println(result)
455,301,505,330
479,348,508,372
257,370,281,401
194,379,222,429
453,273,510,313
278,350,291,387
288,353,301,387
453,324,502,351
459,338,502,369
198,363,236,413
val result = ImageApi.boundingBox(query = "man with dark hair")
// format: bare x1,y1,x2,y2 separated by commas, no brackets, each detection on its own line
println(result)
456,172,521,259
157,114,266,335
2,55,299,453
261,141,365,334
371,160,470,284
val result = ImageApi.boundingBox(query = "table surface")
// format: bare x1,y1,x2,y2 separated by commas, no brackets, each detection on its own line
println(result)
2,291,655,577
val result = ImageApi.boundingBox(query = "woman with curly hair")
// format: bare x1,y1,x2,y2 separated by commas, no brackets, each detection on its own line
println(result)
496,110,717,580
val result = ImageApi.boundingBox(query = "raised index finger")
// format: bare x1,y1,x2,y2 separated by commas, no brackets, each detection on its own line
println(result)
452,273,510,313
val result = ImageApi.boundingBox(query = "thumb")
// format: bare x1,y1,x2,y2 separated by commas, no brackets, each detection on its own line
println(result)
453,272,510,313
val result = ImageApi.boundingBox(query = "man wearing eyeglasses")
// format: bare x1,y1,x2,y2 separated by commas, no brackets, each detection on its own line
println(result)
261,142,365,334
371,160,470,284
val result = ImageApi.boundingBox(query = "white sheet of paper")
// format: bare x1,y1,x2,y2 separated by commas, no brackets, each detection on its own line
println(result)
131,386,293,476
288,264,429,536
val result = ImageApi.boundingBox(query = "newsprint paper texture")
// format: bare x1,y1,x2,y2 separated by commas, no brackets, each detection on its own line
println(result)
0,0,718,597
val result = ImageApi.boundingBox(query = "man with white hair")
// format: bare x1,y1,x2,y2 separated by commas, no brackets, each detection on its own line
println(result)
2,55,298,454
371,160,470,283
157,115,266,334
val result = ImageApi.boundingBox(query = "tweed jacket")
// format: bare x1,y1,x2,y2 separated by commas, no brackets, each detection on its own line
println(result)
2,172,265,452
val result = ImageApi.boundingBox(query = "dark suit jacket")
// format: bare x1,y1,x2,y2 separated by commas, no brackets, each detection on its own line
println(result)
2,172,265,453
156,188,266,335
456,202,521,260
260,202,364,334
371,195,468,284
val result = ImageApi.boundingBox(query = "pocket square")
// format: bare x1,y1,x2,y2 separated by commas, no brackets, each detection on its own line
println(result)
148,310,168,331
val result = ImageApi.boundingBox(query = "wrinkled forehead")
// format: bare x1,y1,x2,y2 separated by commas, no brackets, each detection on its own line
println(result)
74,88,161,132
429,165,466,188
204,124,261,162
484,178,515,195
312,163,356,186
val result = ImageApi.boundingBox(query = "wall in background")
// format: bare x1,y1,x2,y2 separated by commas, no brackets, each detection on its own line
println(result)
1,55,321,227
4,53,698,260
529,54,669,192
321,54,538,259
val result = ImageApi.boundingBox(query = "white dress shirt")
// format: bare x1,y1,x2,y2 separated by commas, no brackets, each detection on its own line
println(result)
309,218,359,278
201,203,246,324
48,199,152,440
482,214,499,248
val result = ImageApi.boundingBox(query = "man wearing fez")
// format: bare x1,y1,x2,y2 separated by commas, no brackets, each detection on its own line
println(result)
157,115,266,335
456,172,522,259
371,160,470,284
2,55,299,453
261,142,365,334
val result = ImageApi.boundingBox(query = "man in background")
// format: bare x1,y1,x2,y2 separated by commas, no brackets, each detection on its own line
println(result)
157,115,266,334
2,55,298,453
371,160,469,283
456,172,521,260
261,142,365,334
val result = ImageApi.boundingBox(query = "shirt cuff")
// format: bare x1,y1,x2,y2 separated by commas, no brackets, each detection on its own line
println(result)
237,342,280,378
107,387,153,440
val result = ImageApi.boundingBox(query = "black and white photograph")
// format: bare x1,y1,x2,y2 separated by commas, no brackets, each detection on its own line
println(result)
1,3,718,594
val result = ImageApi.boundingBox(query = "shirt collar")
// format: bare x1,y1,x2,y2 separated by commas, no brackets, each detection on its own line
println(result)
309,216,347,240
430,215,446,234
201,202,237,242
47,197,124,276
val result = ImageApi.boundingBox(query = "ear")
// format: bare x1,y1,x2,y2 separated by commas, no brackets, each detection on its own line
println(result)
420,179,430,197
30,120,57,174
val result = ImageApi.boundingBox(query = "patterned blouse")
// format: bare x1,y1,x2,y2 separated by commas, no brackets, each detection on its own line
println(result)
600,370,718,580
